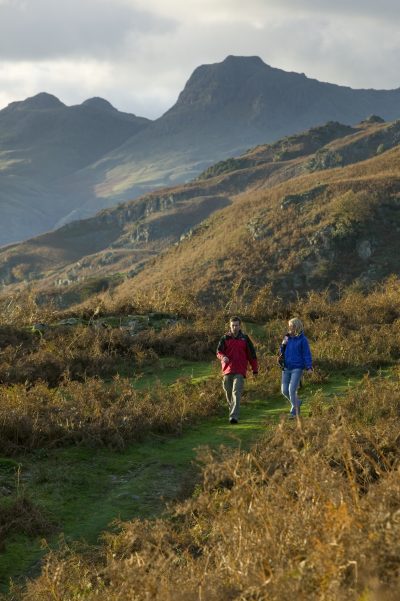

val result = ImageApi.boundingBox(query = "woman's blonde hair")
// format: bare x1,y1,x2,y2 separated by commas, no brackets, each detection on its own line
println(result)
288,318,303,335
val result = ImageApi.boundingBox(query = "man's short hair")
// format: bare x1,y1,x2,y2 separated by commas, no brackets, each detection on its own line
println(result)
229,316,241,324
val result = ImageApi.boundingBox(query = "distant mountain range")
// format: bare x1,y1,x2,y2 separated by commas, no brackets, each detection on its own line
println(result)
1,55,400,247
0,93,149,246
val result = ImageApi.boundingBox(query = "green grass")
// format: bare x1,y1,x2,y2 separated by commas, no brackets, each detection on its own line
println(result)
243,321,268,340
133,357,216,388
0,399,274,588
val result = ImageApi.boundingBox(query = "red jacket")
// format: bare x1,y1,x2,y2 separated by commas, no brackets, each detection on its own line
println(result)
216,331,258,377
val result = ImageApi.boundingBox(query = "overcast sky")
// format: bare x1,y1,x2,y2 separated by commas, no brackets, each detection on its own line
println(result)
0,0,399,119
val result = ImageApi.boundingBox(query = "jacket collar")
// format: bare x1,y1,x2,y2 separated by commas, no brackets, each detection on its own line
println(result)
227,330,244,339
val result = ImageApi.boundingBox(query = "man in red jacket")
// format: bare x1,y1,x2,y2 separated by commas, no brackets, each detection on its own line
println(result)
216,316,258,424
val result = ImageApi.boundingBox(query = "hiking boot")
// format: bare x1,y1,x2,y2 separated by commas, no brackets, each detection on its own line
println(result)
229,418,238,424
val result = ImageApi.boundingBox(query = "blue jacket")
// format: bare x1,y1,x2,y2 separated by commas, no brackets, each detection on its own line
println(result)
281,332,312,370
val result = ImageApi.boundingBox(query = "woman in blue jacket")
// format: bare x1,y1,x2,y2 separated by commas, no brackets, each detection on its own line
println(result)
280,318,312,417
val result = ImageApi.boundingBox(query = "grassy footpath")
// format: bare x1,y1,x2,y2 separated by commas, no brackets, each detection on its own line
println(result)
0,360,361,590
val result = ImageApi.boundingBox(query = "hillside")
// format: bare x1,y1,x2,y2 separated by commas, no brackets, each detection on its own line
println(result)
112,137,400,305
0,116,399,304
1,56,400,246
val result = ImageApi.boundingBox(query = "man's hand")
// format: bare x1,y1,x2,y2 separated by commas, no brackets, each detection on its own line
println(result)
253,372,258,378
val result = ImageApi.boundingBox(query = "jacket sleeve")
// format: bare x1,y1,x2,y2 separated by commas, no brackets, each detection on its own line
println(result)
278,335,288,367
216,336,227,360
279,334,289,354
302,336,313,369
245,336,258,373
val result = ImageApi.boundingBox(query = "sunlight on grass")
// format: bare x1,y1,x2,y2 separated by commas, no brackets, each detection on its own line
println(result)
132,357,215,389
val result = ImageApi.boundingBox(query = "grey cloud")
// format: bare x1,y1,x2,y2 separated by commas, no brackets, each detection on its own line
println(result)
163,15,400,88
0,0,399,119
286,0,400,18
0,0,176,60
220,0,400,22
311,0,392,15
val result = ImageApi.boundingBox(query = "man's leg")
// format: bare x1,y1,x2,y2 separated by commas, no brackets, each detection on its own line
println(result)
230,374,244,422
223,374,234,414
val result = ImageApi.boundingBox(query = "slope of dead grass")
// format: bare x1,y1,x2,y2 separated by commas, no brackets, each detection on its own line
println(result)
0,373,227,455
6,369,400,601
111,145,400,304
0,315,221,386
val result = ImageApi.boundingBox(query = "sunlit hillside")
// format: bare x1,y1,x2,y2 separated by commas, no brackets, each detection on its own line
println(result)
109,142,400,309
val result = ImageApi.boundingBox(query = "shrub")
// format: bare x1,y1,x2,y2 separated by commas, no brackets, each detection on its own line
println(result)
0,375,225,454
330,190,379,232
0,497,55,551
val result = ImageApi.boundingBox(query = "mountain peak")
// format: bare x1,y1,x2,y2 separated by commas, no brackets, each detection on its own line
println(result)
361,114,386,124
81,97,117,111
170,55,285,115
222,55,267,66
12,92,65,110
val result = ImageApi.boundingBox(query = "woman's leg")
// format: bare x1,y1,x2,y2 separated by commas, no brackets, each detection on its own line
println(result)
288,368,303,416
281,369,291,409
